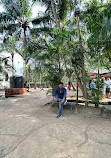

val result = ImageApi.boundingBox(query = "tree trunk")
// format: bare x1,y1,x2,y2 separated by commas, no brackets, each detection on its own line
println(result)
68,77,76,91
57,47,61,73
24,28,28,81
34,81,37,89
51,0,61,32
106,50,111,62
50,0,62,77
12,52,14,76
25,61,27,81
71,81,76,91
40,73,41,87
73,63,84,95
34,73,37,89
96,51,100,108
76,15,88,106
74,0,76,5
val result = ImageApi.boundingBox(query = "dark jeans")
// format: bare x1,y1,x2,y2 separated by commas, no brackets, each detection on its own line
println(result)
53,97,66,117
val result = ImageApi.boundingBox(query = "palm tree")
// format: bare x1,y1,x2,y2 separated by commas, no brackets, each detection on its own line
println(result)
0,0,51,81
74,0,88,106
32,0,73,78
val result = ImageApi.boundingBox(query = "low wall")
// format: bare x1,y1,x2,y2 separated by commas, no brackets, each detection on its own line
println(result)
5,88,26,97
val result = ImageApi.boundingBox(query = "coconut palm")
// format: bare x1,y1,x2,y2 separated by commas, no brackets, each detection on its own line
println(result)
0,0,52,81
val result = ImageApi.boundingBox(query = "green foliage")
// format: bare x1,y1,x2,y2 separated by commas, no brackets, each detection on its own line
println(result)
46,67,64,94
57,0,68,21
91,80,102,107
0,0,111,101
65,68,73,78
32,15,51,25
33,0,73,21
82,0,111,70
0,56,11,80
46,88,52,99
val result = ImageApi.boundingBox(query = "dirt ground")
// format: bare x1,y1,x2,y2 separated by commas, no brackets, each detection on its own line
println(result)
0,88,111,158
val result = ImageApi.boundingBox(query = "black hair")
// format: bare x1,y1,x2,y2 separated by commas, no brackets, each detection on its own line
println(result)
59,82,63,85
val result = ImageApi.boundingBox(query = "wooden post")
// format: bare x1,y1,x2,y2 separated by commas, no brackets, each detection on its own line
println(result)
76,82,78,105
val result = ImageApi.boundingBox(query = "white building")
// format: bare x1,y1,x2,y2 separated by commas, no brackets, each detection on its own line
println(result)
0,51,24,89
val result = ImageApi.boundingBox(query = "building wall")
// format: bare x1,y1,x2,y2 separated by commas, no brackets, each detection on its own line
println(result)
0,51,24,89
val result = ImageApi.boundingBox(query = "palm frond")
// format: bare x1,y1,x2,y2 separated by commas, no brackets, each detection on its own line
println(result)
30,27,51,35
57,0,68,21
0,12,15,23
101,18,111,38
1,0,21,18
0,23,19,35
28,40,48,54
21,0,32,18
31,14,51,25
32,0,51,8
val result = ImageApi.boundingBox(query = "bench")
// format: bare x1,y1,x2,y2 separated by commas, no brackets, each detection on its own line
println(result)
51,101,77,112
64,102,77,112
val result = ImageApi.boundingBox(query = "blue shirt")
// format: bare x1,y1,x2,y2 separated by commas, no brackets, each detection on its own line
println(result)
53,87,67,99
90,81,96,89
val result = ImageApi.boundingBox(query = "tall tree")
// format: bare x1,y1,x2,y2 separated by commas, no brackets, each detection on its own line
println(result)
74,0,88,106
82,0,111,70
0,0,51,81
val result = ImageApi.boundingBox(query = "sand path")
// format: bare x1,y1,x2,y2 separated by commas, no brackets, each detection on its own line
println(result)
0,88,111,158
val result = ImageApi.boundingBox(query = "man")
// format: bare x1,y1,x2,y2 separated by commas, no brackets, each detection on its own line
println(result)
53,82,67,118
67,81,71,90
90,79,96,96
106,77,111,98
90,79,96,90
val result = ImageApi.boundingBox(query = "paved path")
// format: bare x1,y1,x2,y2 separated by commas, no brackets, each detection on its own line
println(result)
0,89,111,158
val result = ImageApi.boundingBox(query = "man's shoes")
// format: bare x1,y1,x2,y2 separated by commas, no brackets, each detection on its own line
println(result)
64,100,67,105
57,114,62,118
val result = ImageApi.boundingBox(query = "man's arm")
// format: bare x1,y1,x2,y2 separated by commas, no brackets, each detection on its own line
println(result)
54,96,57,101
61,89,67,104
52,88,57,101
60,97,65,104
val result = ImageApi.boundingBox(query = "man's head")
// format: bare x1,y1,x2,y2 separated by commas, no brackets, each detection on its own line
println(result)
59,82,63,89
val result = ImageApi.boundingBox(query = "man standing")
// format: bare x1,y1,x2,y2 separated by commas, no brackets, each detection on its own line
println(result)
24,81,29,92
53,82,67,118
106,77,111,98
90,79,96,96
